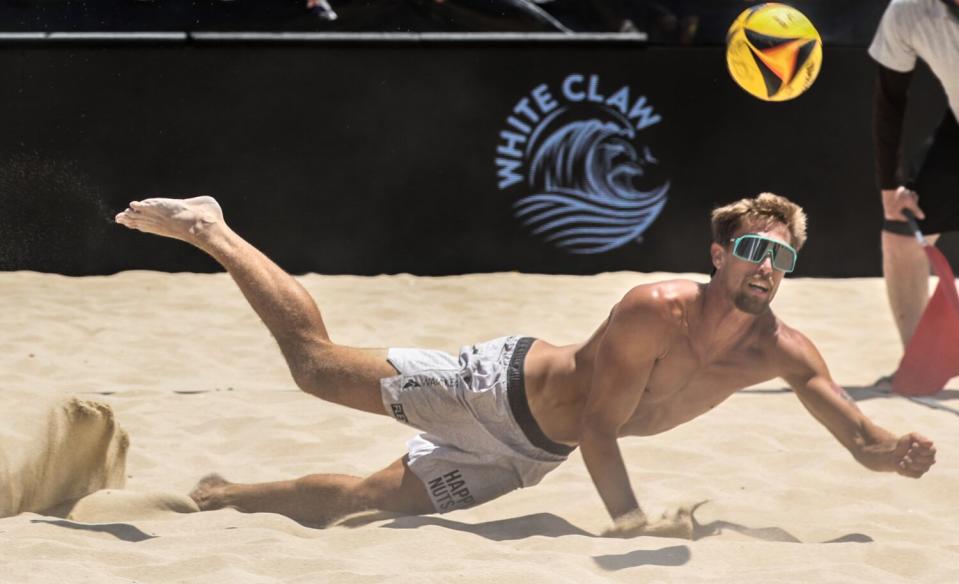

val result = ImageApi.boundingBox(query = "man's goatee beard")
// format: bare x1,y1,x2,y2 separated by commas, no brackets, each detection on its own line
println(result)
733,292,769,315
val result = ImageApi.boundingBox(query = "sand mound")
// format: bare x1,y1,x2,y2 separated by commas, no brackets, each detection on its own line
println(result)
65,489,197,522
0,395,129,518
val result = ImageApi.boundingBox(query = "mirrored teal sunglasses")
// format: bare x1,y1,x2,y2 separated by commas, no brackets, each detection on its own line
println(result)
728,234,798,273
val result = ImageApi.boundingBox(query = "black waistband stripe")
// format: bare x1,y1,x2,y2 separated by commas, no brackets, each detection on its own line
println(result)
506,337,575,457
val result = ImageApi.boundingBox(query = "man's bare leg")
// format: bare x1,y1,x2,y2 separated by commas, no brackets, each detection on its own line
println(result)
882,231,940,348
115,196,396,414
188,456,434,525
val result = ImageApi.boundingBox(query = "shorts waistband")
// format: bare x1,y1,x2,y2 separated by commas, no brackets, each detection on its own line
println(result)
506,337,575,457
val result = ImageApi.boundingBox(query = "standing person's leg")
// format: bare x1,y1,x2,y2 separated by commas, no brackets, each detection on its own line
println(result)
115,196,395,414
189,456,435,525
881,229,939,347
882,111,957,348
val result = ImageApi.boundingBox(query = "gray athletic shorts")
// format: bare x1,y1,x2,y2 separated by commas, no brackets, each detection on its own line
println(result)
380,336,575,513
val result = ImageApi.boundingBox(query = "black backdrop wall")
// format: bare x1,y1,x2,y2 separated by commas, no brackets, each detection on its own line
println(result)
0,40,951,276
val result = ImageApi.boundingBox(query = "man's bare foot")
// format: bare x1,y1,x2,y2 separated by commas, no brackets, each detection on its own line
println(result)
189,473,232,511
115,196,225,246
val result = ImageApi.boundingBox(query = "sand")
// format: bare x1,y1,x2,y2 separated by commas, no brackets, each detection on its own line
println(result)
0,270,957,583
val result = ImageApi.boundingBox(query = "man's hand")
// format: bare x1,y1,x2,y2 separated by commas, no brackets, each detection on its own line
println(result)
861,431,937,477
882,186,925,221
890,432,937,478
602,506,695,540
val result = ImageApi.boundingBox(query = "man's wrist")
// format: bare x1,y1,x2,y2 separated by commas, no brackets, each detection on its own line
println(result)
612,508,647,528
856,428,898,471
602,508,648,537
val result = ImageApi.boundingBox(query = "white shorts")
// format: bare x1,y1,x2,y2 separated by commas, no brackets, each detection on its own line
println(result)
380,336,575,513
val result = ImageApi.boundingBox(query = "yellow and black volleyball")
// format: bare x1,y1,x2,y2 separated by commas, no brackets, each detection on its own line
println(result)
726,3,822,102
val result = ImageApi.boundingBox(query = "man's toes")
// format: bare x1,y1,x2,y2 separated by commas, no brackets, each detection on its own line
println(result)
189,474,230,510
116,210,137,225
116,211,143,225
131,198,171,215
192,473,229,494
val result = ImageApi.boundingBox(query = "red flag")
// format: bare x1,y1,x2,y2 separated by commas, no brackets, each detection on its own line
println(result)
893,244,959,396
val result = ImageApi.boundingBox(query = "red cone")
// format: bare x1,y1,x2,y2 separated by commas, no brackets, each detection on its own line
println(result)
893,244,959,396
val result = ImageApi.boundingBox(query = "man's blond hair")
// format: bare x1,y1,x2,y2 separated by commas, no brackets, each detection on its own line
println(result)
711,192,808,250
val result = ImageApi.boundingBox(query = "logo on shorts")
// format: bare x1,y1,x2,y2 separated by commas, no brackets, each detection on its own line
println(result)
428,469,474,511
404,376,443,389
494,74,670,254
390,403,408,423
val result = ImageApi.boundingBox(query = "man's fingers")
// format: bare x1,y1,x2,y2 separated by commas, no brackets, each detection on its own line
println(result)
898,451,935,477
908,203,925,220
896,186,918,200
894,189,926,220
905,454,934,466
899,465,927,478
903,444,935,462
904,433,934,448
901,201,925,220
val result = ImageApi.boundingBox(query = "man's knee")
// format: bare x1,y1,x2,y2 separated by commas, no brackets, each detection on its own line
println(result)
286,339,344,397
354,470,434,515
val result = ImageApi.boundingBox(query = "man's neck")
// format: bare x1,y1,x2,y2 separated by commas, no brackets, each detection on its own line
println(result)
693,280,766,358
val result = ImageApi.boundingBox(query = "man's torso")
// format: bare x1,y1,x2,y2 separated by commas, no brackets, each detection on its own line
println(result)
523,280,789,444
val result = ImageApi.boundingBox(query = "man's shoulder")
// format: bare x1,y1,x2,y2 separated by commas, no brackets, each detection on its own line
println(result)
610,279,701,334
621,278,702,303
596,280,696,357
764,318,821,372
886,0,932,11
883,0,936,21
619,279,701,314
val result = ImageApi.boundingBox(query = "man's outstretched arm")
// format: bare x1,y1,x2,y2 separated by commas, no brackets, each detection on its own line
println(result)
779,329,936,478
579,287,672,530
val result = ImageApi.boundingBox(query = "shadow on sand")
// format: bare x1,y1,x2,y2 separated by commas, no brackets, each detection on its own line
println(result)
740,384,959,417
592,509,872,571
376,507,872,541
593,545,691,570
691,516,872,544
29,518,157,542
379,512,592,540
376,508,870,572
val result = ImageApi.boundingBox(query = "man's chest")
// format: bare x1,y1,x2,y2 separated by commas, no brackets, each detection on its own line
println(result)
624,343,780,435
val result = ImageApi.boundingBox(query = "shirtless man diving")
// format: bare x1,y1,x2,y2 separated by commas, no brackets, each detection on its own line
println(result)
115,192,936,537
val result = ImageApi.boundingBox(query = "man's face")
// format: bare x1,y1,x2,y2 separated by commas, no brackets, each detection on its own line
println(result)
712,221,794,315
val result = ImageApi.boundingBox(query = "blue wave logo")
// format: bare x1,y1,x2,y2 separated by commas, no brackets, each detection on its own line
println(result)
495,74,669,254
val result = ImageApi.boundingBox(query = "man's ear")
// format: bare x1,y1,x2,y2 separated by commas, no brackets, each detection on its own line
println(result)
711,242,725,271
